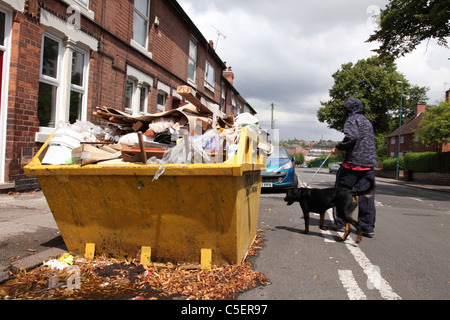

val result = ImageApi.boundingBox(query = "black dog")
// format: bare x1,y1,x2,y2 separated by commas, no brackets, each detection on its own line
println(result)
284,180,375,243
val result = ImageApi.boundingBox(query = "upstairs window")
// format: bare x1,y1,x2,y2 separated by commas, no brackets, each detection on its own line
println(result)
75,0,89,8
133,0,151,48
188,38,197,84
205,61,215,92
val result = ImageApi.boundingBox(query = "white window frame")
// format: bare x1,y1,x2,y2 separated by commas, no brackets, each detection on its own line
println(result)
138,85,148,114
157,91,166,111
125,78,149,116
69,46,89,123
125,80,135,115
220,82,226,112
38,32,90,134
38,33,65,130
157,81,170,112
230,92,236,114
188,37,197,86
125,65,153,116
132,0,151,50
204,61,215,92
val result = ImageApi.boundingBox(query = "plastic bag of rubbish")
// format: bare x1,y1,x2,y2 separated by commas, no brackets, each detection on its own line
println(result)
235,113,259,125
44,254,74,270
235,113,260,134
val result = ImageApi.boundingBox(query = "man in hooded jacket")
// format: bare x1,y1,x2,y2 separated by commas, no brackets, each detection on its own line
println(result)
331,98,377,238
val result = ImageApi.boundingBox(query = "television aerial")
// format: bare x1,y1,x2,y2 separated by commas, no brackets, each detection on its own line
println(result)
212,25,226,50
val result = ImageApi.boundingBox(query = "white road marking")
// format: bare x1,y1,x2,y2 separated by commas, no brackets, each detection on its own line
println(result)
323,209,401,300
338,270,367,300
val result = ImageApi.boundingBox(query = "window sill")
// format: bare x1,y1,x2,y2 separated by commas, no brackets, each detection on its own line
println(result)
130,39,153,60
62,0,95,21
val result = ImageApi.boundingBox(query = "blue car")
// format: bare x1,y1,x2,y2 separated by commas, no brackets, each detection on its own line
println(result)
262,147,298,190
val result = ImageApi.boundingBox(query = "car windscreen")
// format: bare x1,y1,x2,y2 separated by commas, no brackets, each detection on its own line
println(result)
268,148,291,159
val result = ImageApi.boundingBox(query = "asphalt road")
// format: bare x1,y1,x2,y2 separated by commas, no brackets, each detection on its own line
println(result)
1,170,449,300
238,168,450,300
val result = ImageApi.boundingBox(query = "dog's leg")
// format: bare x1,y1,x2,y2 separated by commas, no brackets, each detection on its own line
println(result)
351,197,362,243
337,222,350,241
301,210,309,234
352,220,362,243
335,198,361,243
319,212,328,230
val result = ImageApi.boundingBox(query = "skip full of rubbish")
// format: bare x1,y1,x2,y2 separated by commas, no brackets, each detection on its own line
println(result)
40,86,272,181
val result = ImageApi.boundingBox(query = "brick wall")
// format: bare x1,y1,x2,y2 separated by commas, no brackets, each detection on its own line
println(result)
5,6,42,180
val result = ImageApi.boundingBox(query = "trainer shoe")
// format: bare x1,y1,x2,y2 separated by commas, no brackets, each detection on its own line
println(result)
362,231,374,238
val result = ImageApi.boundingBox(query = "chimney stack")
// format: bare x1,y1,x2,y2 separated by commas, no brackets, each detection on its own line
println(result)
416,103,426,115
223,66,234,85
209,40,214,48
446,89,450,103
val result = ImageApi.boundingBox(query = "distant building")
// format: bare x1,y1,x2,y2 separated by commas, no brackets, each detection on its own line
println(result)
386,101,450,157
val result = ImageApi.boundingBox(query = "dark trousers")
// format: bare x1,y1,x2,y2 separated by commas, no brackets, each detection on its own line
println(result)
333,167,376,233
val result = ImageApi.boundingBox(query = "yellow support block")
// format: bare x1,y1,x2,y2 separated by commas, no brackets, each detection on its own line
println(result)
201,248,212,270
141,246,152,266
85,243,95,260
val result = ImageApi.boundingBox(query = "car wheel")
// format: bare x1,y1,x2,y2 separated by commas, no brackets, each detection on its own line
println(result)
293,173,299,187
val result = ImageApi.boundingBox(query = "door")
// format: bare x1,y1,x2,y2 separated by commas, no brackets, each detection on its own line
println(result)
0,8,11,183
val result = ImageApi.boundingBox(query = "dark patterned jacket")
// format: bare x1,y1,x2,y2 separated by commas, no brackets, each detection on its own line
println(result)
336,98,377,168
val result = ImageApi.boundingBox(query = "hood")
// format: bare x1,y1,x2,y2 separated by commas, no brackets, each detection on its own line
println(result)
265,157,291,172
343,98,364,116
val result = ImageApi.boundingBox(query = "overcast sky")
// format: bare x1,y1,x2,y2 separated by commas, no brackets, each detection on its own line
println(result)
177,0,450,142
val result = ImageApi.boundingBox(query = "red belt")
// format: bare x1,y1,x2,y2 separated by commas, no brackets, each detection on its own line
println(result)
341,162,373,171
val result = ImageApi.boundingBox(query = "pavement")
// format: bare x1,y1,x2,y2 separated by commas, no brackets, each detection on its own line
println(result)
0,177,449,284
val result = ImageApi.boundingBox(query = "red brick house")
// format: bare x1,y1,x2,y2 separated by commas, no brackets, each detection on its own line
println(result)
0,0,255,184
386,102,449,157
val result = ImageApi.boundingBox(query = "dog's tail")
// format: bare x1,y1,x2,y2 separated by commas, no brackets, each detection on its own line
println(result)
351,178,375,197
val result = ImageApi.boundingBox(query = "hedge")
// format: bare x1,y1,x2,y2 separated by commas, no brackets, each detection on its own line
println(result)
383,152,450,173
404,152,450,174
383,157,404,170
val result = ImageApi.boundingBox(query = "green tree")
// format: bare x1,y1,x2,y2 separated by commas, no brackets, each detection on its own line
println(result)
291,152,305,165
415,101,450,150
367,0,450,58
317,55,428,135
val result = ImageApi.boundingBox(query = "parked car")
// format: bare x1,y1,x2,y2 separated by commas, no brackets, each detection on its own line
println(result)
262,147,298,189
329,163,341,173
